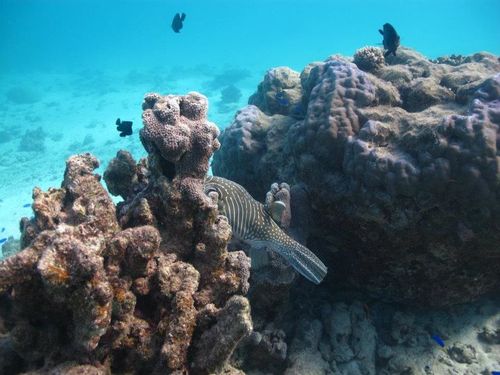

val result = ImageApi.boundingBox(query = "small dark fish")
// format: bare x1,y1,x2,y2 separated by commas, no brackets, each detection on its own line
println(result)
116,118,133,137
22,203,31,208
275,91,289,107
379,23,400,57
0,238,7,244
431,334,445,347
1,227,4,233
171,13,186,33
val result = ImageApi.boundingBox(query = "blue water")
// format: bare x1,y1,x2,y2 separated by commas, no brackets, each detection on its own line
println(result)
1,0,499,74
0,0,499,242
0,2,500,374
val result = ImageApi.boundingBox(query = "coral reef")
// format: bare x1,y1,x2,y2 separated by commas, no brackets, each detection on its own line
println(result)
103,150,140,200
19,127,47,152
217,85,243,114
204,68,251,90
220,85,242,104
0,128,18,144
237,284,500,375
0,238,20,259
353,46,386,73
213,47,500,307
248,67,303,117
0,92,251,374
5,87,41,105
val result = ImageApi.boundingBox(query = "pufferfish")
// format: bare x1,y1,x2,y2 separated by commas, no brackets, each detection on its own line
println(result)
204,176,327,284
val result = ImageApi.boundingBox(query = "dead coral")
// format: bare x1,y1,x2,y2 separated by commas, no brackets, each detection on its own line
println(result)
192,296,253,374
103,150,139,200
0,92,251,374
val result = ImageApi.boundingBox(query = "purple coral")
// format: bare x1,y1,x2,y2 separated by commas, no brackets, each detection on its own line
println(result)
213,51,500,306
140,92,220,178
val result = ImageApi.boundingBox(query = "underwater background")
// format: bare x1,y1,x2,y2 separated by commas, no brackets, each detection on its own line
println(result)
1,1,500,375
0,0,499,239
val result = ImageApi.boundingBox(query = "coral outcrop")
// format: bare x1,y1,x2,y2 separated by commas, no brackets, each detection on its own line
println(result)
322,296,500,375
248,67,304,117
353,46,386,73
213,48,500,306
0,92,251,374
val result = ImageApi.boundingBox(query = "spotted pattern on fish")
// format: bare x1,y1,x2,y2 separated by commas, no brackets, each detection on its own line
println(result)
204,176,327,284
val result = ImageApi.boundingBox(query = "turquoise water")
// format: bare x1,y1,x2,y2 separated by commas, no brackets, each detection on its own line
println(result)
0,0,499,243
0,2,499,374
2,0,500,73
0,0,499,245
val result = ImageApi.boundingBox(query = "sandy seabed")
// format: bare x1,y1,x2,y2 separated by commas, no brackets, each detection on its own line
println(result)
0,65,258,248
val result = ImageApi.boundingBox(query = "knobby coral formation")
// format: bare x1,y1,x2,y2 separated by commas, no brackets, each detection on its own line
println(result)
213,47,500,307
283,294,500,375
353,46,386,73
0,92,252,374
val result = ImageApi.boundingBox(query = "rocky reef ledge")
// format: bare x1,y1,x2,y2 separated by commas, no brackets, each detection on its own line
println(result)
0,93,251,374
213,47,500,307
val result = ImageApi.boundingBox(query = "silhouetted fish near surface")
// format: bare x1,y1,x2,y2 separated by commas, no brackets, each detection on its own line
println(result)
431,334,445,347
22,203,30,208
0,238,7,245
379,23,400,57
116,118,133,137
1,227,4,233
171,13,186,33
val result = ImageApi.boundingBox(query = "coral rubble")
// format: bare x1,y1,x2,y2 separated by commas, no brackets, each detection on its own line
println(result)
0,92,251,374
213,47,500,307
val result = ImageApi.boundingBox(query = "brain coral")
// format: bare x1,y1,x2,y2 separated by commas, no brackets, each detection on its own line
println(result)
213,49,500,307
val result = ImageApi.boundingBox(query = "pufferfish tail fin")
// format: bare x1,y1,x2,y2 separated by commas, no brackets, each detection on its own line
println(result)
249,246,270,270
268,238,328,284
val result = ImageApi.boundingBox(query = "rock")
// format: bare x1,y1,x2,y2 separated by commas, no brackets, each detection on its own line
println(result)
192,296,253,374
103,150,139,199
5,87,41,105
402,78,455,111
285,319,331,375
448,343,477,364
0,92,251,374
248,67,303,116
213,49,500,307
19,127,47,152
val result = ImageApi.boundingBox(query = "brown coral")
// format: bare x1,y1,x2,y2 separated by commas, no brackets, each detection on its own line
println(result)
0,92,252,374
